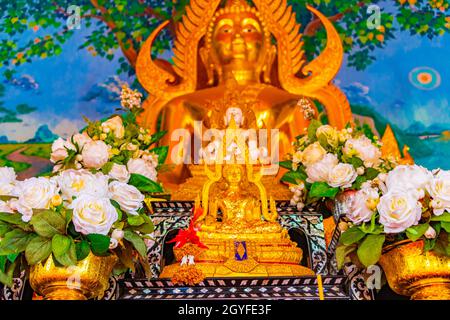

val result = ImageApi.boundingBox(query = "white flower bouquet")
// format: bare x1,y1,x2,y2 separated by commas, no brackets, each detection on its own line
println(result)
50,84,166,194
0,166,153,287
281,119,394,211
336,164,450,268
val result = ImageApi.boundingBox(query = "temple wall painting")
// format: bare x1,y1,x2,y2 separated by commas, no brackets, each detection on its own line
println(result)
0,0,448,179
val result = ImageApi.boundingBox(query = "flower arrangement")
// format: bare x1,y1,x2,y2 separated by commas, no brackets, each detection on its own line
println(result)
281,119,394,211
336,164,450,268
0,166,153,287
50,84,166,193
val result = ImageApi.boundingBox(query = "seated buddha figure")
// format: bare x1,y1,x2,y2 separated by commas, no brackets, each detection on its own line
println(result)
204,164,282,234
136,0,353,185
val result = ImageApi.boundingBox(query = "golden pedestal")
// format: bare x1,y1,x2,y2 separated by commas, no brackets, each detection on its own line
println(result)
160,229,314,278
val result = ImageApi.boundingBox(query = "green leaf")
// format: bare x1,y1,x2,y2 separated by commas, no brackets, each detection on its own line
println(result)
30,210,66,238
0,229,35,255
406,223,430,242
309,182,340,199
53,237,76,267
134,214,154,234
365,168,380,180
0,212,31,231
0,255,6,272
441,221,450,233
149,130,167,145
101,162,114,175
0,261,15,287
129,173,163,193
124,230,147,258
335,244,357,269
357,234,385,267
278,161,293,170
87,234,110,255
431,212,450,222
64,209,73,231
280,170,307,185
349,156,364,169
127,215,145,226
75,240,90,261
0,221,10,237
52,234,71,257
25,236,52,265
307,119,322,141
149,146,168,165
352,175,367,190
340,227,366,245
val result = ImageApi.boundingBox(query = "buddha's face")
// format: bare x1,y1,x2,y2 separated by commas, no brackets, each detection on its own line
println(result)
211,12,264,69
223,165,243,184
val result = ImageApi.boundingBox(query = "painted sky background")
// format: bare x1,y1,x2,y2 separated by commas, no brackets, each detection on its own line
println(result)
0,2,449,169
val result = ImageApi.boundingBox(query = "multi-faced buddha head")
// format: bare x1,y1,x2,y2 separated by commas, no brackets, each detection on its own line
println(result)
203,0,273,85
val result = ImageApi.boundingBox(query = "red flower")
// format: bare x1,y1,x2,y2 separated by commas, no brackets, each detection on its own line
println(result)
167,207,208,249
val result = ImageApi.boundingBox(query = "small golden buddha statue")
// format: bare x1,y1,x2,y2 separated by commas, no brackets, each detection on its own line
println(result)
204,164,281,234
136,0,353,186
159,115,315,278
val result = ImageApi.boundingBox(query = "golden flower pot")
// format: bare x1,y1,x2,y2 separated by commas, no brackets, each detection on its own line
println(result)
379,240,450,300
30,253,118,300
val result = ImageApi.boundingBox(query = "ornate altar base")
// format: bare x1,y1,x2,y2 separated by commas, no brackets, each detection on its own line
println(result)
160,263,315,278
118,276,351,300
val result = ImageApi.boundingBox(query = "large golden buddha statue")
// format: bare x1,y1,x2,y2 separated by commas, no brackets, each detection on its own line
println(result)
136,0,353,187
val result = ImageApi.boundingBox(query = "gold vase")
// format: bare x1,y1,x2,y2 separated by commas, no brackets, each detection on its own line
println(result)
30,253,118,300
379,240,450,300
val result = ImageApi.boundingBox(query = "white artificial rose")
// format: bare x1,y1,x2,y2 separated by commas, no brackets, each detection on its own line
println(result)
0,200,14,213
14,177,59,222
81,140,110,169
109,230,124,249
109,181,144,215
305,153,338,183
127,158,157,181
427,169,450,216
346,187,379,224
0,167,17,196
101,116,125,139
50,137,76,163
57,169,109,200
327,163,358,188
377,190,422,233
111,229,124,240
343,136,381,168
316,125,339,148
0,166,16,183
385,165,432,199
72,132,92,149
71,195,118,235
108,163,130,183
302,142,327,166
424,226,437,239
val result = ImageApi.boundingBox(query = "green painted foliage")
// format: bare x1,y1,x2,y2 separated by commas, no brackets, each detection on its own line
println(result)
0,0,447,78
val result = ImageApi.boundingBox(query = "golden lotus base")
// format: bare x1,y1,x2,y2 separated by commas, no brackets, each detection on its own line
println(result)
379,240,450,300
160,262,315,278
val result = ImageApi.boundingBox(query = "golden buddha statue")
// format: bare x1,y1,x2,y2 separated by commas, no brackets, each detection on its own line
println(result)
159,110,315,278
136,0,353,188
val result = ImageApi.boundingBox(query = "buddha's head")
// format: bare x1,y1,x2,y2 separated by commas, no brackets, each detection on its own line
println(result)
202,0,274,85
223,164,244,185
